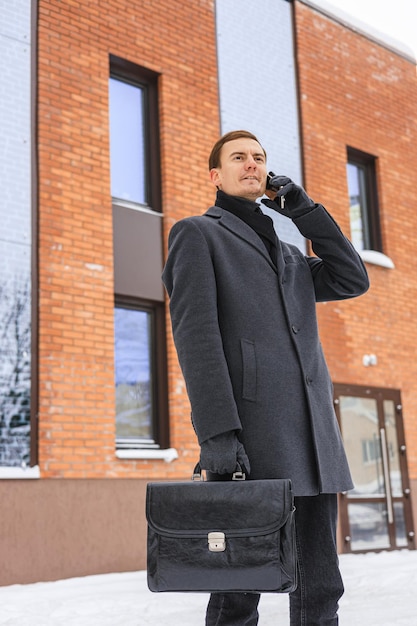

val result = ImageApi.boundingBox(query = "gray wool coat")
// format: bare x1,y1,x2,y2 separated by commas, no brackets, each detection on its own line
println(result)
162,202,369,496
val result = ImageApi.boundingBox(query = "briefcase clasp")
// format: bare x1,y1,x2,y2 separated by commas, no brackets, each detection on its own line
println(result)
208,531,226,552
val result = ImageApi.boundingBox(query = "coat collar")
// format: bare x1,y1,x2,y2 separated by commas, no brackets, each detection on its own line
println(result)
204,205,285,277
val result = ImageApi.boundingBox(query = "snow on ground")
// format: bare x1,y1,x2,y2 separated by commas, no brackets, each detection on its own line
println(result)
0,550,416,625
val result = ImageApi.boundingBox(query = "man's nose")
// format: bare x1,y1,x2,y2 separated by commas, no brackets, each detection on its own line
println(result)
245,155,257,168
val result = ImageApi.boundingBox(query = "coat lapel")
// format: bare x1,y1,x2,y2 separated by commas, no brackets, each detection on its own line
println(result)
204,206,286,278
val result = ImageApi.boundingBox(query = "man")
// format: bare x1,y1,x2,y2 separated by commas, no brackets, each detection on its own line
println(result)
162,130,369,625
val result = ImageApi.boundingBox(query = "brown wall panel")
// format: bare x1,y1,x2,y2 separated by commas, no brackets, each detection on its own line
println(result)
0,479,148,585
113,206,165,301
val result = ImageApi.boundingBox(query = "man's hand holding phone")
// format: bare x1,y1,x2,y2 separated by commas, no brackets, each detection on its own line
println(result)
263,172,315,218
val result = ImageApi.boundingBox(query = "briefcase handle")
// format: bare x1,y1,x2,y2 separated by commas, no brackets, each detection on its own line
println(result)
192,463,246,482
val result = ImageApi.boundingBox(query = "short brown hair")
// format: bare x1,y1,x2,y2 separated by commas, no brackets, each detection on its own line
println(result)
208,130,266,170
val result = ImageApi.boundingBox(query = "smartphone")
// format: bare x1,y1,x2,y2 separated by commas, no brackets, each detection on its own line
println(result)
266,171,285,209
266,171,276,190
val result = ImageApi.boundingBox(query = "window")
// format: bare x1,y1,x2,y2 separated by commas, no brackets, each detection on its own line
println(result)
0,279,32,467
109,55,161,212
346,148,382,252
109,57,168,452
114,301,168,450
0,1,36,470
109,78,146,204
362,438,381,464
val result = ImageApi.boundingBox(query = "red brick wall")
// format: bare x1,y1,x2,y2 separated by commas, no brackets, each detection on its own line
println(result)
294,2,417,478
37,0,219,479
37,0,417,485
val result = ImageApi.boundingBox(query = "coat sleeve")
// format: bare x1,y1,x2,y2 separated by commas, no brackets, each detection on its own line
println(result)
162,218,242,444
293,204,370,302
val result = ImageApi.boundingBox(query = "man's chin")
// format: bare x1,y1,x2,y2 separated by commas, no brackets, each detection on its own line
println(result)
239,193,262,201
240,185,264,200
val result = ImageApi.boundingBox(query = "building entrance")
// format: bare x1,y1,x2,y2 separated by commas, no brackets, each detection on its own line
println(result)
334,384,415,552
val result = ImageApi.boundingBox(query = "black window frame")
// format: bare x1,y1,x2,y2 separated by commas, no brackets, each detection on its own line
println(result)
109,54,161,213
114,296,169,451
346,147,382,252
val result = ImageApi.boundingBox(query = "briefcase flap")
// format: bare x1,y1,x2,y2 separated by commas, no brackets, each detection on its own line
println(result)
146,478,293,537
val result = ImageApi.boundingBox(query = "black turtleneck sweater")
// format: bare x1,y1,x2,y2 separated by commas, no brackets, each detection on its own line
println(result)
215,190,278,266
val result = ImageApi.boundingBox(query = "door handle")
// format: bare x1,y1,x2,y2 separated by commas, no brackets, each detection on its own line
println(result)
380,428,394,525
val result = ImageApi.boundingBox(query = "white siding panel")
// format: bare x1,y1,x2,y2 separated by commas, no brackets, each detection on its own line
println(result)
215,0,305,249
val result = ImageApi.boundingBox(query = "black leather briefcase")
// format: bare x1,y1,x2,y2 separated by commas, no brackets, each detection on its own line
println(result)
146,466,297,593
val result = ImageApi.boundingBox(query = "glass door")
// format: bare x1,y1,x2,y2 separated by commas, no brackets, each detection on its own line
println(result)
334,384,415,553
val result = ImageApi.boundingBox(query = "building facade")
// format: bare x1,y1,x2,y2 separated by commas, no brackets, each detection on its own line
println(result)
294,0,417,553
0,0,415,585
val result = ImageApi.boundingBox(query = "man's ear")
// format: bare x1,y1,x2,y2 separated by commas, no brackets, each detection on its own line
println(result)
209,167,221,188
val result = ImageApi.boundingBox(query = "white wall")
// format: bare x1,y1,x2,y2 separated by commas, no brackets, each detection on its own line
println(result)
215,0,305,249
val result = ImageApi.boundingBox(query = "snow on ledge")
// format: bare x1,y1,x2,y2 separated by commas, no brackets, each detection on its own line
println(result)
359,249,395,269
116,448,178,462
300,0,416,63
0,465,41,479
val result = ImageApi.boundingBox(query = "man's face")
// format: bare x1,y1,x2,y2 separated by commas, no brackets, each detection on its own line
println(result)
210,138,267,201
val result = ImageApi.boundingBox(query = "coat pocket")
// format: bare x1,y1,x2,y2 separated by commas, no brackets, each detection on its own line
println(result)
240,339,257,402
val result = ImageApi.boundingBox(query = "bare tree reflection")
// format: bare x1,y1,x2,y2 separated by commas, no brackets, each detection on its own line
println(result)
0,278,31,466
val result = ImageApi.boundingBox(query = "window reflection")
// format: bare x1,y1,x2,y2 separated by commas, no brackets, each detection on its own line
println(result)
347,162,368,251
339,396,385,496
0,277,31,467
394,502,407,547
384,400,402,496
109,78,146,204
114,307,154,444
348,502,390,551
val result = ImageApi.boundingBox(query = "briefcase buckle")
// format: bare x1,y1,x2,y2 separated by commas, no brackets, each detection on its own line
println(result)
208,531,226,552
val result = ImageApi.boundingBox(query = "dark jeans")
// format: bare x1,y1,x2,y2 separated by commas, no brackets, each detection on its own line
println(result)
205,493,344,626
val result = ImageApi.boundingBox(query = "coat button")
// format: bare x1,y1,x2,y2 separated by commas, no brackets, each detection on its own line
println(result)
291,325,299,334
306,375,313,385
